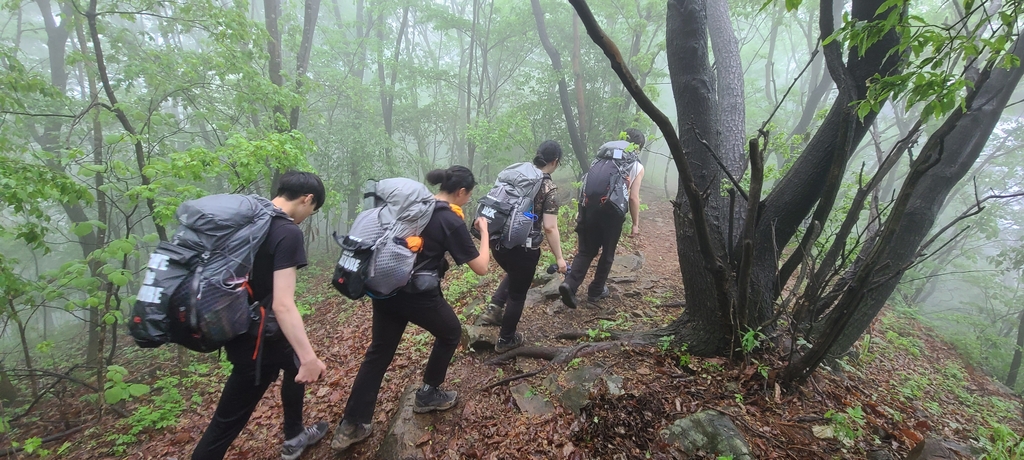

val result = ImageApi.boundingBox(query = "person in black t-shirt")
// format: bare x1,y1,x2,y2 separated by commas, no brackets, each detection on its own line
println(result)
477,141,567,352
331,166,490,452
192,171,329,460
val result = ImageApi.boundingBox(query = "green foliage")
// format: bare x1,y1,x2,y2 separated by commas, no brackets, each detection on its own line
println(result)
978,424,1024,459
106,374,187,455
104,365,150,405
825,406,866,444
739,328,767,354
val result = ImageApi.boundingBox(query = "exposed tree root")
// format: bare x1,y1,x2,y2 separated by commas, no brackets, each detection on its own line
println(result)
0,425,83,456
480,340,646,390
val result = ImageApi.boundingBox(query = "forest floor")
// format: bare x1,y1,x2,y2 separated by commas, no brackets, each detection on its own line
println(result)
5,192,1024,459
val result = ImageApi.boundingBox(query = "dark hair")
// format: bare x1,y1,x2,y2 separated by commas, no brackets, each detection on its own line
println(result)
275,171,325,210
425,165,476,194
533,140,563,167
625,128,646,151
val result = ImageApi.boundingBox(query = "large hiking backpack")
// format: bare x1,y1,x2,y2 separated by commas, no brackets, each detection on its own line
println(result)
580,140,640,216
332,178,436,300
474,162,545,249
129,194,282,352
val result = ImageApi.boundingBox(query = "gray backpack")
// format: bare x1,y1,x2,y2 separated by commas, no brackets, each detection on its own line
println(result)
475,162,545,249
129,194,283,352
580,140,639,216
332,178,436,299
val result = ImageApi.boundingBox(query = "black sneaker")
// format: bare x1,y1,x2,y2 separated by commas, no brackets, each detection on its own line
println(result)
330,420,372,452
495,332,524,353
477,303,504,326
281,421,329,460
587,286,611,303
413,384,458,413
559,283,578,309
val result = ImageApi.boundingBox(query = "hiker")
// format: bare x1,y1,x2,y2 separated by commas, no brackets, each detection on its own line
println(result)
477,141,567,352
559,129,646,309
331,166,490,451
192,171,329,460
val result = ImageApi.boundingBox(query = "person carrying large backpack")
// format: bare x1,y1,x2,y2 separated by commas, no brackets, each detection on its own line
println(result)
476,141,567,352
191,171,329,460
331,166,490,452
559,129,646,309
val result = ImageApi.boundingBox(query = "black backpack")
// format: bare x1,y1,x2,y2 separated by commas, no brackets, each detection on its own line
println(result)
473,162,545,249
129,194,283,352
580,140,640,216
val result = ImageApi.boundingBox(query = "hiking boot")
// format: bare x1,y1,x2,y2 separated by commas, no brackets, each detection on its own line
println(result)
477,303,504,326
495,332,525,353
330,420,372,452
281,421,329,460
413,384,458,413
587,286,611,303
559,283,578,309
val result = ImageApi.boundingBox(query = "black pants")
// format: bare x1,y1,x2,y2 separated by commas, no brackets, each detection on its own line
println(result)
565,204,626,297
341,290,462,425
192,334,304,460
490,244,541,340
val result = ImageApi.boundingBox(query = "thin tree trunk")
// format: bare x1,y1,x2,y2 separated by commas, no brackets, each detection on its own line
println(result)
572,12,588,151
531,0,588,174
85,0,168,242
706,0,746,178
1006,308,1024,388
289,0,322,130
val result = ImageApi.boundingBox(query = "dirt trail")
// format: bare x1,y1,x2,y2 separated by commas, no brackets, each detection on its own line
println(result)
60,191,1024,459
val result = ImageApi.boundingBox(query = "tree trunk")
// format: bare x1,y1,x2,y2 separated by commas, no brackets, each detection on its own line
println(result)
572,12,588,151
664,0,734,356
818,38,1024,360
1006,308,1024,388
531,0,588,174
745,0,901,331
706,0,746,178
84,0,168,242
288,0,322,130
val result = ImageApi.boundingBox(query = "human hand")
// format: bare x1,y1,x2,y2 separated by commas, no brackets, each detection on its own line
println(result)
557,258,567,274
474,217,489,238
295,357,326,384
629,225,640,238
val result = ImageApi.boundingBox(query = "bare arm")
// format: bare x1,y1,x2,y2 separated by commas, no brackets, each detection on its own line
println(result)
542,213,567,272
272,267,325,383
628,166,645,236
466,217,490,275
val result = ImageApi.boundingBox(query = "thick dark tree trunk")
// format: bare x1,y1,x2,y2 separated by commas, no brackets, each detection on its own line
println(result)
664,0,734,356
818,39,1024,359
531,0,588,174
745,0,901,330
706,0,746,178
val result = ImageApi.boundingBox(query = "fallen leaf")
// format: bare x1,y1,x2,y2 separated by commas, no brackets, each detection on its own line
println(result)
914,419,932,431
812,425,835,439
416,432,432,446
562,442,576,458
900,428,924,443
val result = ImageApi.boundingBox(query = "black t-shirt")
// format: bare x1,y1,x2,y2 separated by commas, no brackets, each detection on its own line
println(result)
249,215,307,303
415,201,480,277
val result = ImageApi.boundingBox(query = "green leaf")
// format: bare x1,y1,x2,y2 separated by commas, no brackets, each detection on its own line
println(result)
71,222,94,237
104,387,126,405
127,384,150,397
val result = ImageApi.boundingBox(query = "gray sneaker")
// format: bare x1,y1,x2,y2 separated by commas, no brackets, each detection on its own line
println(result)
413,384,458,413
587,286,611,303
281,421,328,460
330,420,372,452
495,332,524,353
477,303,504,326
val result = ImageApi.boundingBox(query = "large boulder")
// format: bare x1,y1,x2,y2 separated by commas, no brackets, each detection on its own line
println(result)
660,410,754,460
461,325,496,351
607,253,645,283
510,383,555,416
